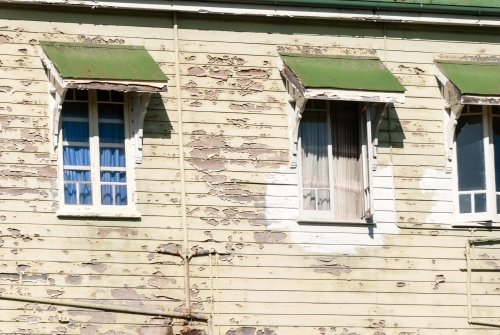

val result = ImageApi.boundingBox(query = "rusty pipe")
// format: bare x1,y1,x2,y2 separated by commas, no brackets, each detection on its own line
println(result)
0,294,208,321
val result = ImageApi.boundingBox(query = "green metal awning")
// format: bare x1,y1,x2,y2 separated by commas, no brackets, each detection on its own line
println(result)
435,60,500,96
39,41,168,92
279,53,405,93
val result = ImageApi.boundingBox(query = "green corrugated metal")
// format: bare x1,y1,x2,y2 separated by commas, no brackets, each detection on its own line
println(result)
207,0,500,14
40,42,169,82
239,0,500,7
280,54,405,93
436,60,500,96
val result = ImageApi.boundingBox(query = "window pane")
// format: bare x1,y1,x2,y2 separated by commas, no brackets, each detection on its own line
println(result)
302,189,316,210
317,189,330,211
97,90,110,101
474,193,487,213
456,115,486,191
459,194,472,214
99,123,125,144
98,103,124,120
63,170,91,182
74,90,88,101
64,183,77,204
62,121,89,142
299,111,329,189
63,146,90,166
493,117,500,192
101,171,126,183
111,91,124,102
100,148,126,167
80,184,92,205
101,185,113,205
469,105,482,114
115,185,128,205
497,195,500,214
62,102,89,118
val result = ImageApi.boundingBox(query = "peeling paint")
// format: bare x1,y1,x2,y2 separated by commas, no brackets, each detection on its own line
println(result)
313,264,351,276
82,259,107,273
97,228,138,237
65,275,83,285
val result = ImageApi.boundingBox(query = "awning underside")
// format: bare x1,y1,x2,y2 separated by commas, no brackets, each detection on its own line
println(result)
40,41,168,91
436,60,500,96
279,53,406,93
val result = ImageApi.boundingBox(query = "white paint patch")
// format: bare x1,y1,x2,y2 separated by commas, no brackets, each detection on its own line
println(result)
420,168,453,224
264,165,399,255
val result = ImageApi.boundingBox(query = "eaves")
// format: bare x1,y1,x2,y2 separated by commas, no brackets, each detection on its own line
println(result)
2,0,500,27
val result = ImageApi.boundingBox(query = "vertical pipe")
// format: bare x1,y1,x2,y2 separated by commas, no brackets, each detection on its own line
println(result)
173,11,190,312
383,23,387,66
466,240,472,323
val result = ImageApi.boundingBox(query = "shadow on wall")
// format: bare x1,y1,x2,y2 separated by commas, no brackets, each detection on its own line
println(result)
377,106,405,150
143,93,173,140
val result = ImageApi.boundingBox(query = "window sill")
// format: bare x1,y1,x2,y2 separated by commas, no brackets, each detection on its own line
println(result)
297,216,373,225
56,208,141,219
451,221,500,228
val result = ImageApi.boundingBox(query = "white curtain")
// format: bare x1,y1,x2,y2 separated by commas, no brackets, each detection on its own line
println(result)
299,110,330,211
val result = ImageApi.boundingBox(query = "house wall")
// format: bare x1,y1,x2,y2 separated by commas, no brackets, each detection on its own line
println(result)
1,4,500,335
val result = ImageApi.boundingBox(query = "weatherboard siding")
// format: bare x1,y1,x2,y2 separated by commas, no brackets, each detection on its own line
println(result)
0,4,500,335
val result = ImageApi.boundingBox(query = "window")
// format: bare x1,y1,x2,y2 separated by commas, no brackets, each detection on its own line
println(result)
298,100,372,223
454,104,500,222
57,89,137,216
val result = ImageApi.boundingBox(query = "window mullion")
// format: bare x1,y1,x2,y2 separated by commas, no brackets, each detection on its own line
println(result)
89,90,101,207
326,102,335,217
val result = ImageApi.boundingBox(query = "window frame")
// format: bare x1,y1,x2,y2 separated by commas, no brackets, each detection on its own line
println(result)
296,99,373,224
56,89,139,218
453,104,500,224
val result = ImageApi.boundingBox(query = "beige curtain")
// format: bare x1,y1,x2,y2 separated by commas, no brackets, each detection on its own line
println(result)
330,101,363,219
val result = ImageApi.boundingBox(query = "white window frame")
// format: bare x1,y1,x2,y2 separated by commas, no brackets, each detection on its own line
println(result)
56,89,139,218
453,105,500,224
296,99,374,224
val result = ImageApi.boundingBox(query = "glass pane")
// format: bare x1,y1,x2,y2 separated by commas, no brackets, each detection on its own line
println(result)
116,185,128,205
474,193,487,213
97,90,110,102
100,147,126,167
111,91,124,102
74,90,88,101
62,121,89,142
302,189,316,210
101,171,126,183
63,170,91,182
80,184,92,205
64,183,77,204
98,103,124,120
317,189,330,211
299,111,329,189
493,106,500,116
61,102,89,118
101,185,113,205
497,194,500,214
459,194,472,214
63,146,90,166
98,123,125,144
456,115,486,191
493,117,500,192
469,105,482,114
